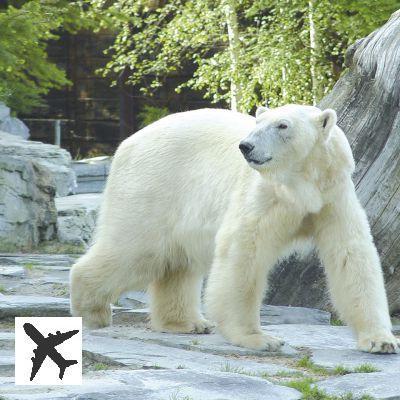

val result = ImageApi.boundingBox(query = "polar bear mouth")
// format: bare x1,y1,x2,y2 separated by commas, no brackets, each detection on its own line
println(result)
246,156,272,165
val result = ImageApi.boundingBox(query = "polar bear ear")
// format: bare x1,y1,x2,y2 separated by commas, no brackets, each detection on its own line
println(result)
317,109,337,141
255,105,268,118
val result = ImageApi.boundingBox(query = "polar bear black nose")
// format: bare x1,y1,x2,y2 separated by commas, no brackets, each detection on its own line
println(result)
239,141,254,155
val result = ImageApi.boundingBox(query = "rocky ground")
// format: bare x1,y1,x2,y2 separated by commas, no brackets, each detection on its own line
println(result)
0,254,399,400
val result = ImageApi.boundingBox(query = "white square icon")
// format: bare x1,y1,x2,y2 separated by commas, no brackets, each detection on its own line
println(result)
15,317,82,385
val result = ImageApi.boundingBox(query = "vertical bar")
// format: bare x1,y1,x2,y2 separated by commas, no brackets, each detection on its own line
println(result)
55,120,61,146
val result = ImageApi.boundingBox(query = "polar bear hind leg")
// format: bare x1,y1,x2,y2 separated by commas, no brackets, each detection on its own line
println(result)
70,242,156,329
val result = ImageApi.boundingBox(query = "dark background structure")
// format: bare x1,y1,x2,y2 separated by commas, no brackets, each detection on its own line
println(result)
20,31,213,157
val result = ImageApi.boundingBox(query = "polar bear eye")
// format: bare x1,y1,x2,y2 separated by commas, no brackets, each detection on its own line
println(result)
277,123,288,129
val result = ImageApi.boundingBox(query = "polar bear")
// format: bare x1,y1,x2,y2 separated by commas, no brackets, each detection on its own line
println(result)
70,105,399,354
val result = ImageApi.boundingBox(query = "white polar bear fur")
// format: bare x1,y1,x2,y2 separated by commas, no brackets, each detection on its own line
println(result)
70,105,398,353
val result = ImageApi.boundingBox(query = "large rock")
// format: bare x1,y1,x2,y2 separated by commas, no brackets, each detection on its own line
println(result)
72,156,111,194
0,295,70,319
0,131,76,197
55,193,102,245
266,10,400,314
84,334,296,375
0,102,29,140
0,369,301,400
316,372,400,400
262,324,400,373
90,325,297,358
0,155,57,249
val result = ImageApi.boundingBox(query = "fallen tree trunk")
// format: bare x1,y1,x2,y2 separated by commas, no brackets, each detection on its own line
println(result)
266,10,400,314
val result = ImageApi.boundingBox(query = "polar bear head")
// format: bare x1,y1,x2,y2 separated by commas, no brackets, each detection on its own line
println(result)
239,104,342,176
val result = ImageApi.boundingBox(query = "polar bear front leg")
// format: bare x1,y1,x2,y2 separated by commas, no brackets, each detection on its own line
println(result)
149,268,213,334
314,183,399,354
205,224,284,351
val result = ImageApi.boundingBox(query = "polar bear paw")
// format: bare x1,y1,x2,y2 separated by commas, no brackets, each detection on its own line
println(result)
231,333,285,352
357,331,400,354
77,306,112,330
154,318,214,334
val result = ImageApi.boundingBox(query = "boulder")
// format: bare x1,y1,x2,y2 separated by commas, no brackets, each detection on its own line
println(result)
55,193,102,245
0,131,76,197
0,155,57,249
0,102,29,140
72,156,111,194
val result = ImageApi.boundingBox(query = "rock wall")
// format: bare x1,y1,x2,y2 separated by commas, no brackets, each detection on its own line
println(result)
0,155,57,250
266,11,400,314
0,131,77,250
0,102,29,140
0,132,76,197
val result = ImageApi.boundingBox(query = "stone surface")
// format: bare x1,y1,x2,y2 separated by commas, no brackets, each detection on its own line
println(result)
0,350,14,377
118,290,148,308
1,252,400,399
0,154,58,249
0,254,73,299
112,309,149,324
0,369,300,400
72,156,111,194
90,325,298,358
263,324,400,373
0,266,25,278
0,102,29,140
0,103,9,121
261,304,330,325
316,372,400,400
0,131,77,249
0,294,70,319
0,253,76,269
56,193,102,245
84,334,296,375
0,131,76,197
112,304,330,326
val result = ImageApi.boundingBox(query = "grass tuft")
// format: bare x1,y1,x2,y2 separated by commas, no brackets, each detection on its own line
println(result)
332,365,352,376
295,356,330,376
330,318,345,326
93,362,109,371
285,378,375,400
353,363,379,373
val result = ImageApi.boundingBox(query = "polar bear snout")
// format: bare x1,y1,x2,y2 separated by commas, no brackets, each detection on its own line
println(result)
239,141,254,155
239,140,272,166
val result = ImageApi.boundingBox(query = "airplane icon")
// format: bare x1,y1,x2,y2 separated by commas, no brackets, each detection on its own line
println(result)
23,323,79,381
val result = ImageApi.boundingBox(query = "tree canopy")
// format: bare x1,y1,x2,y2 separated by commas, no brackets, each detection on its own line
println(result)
0,0,89,114
0,0,398,114
89,0,399,112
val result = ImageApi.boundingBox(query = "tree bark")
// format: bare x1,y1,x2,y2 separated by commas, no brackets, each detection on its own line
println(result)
266,10,400,315
308,0,318,105
223,0,243,112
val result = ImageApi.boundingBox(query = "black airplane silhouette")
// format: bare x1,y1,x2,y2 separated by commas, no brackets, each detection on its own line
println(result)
23,323,79,381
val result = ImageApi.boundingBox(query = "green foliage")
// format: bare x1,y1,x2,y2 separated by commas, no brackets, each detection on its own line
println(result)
296,356,330,376
137,105,170,128
93,362,109,371
330,318,345,326
294,356,379,377
272,370,305,378
87,0,399,112
285,377,375,399
332,365,352,375
353,363,380,373
0,1,91,114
